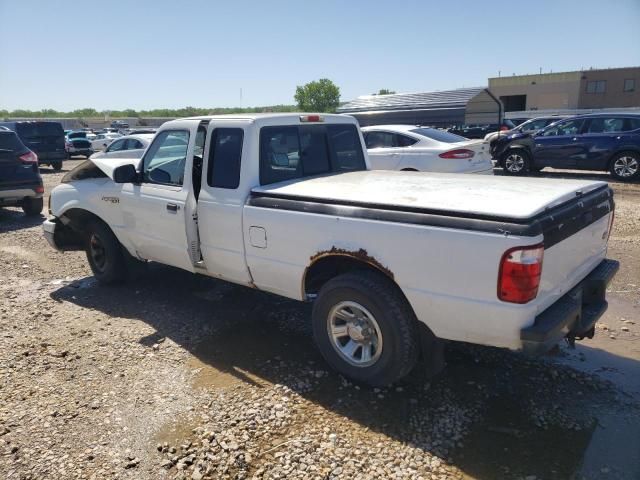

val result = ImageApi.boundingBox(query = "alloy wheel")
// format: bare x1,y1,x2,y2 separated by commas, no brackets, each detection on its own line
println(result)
327,301,383,367
504,153,525,173
613,156,639,178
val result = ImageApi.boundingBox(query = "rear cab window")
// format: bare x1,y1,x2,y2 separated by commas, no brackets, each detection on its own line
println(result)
260,124,365,185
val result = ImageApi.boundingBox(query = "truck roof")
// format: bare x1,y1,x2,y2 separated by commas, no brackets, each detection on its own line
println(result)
180,113,355,123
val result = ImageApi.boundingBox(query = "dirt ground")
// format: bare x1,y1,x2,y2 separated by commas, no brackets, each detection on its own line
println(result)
1,161,639,480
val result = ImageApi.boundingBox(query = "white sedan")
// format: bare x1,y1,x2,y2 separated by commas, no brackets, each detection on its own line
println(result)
362,125,493,174
90,134,154,160
90,132,123,151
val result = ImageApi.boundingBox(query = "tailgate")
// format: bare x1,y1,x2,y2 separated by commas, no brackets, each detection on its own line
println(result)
535,186,614,311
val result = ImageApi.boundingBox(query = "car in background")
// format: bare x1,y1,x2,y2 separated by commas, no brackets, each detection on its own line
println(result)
494,113,640,180
485,115,568,147
110,120,129,130
89,133,154,160
447,120,516,139
0,121,66,170
65,131,94,159
0,129,44,216
362,125,493,174
91,132,122,151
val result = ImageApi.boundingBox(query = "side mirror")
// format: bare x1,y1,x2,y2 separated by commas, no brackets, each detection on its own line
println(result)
113,164,138,183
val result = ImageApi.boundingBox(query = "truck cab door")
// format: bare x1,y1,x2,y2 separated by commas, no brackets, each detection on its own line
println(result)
120,126,198,272
196,121,253,285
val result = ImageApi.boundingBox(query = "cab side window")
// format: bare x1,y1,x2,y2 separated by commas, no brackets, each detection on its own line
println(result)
142,130,189,186
207,128,244,189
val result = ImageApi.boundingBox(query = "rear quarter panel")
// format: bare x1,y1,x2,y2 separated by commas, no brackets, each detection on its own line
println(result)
242,205,544,348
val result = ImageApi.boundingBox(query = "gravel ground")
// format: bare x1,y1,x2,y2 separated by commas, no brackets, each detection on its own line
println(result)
1,162,639,480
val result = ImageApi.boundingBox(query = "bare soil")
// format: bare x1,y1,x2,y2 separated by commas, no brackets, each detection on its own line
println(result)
1,162,639,479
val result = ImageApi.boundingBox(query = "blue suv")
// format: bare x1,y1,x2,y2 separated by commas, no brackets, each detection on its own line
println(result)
493,114,640,181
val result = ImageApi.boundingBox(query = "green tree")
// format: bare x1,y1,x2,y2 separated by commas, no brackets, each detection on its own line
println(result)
374,89,396,95
294,78,340,113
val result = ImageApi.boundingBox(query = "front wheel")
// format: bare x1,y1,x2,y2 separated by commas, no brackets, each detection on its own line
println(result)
610,152,640,181
501,149,530,175
22,197,43,216
84,220,127,285
52,162,63,171
312,271,419,386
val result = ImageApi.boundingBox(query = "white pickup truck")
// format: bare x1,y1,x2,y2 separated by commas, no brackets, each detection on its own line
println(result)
44,113,619,386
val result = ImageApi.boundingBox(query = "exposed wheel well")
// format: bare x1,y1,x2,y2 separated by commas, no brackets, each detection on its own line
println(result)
56,209,108,250
304,254,396,298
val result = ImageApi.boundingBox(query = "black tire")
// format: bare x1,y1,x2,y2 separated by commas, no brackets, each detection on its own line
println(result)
22,197,43,216
84,220,127,285
501,149,531,175
52,162,63,171
609,151,640,181
312,271,419,386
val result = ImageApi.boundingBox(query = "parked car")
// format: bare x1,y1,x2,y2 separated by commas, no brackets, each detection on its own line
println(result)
0,121,66,170
110,120,129,130
447,120,516,139
65,131,94,159
494,114,640,180
484,116,568,144
90,134,154,160
362,125,493,174
91,132,122,151
44,113,618,386
0,129,44,215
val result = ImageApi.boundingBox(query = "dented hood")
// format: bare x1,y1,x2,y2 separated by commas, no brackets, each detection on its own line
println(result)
90,156,139,180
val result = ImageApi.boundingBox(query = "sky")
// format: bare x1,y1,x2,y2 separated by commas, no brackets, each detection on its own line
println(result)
1,0,639,111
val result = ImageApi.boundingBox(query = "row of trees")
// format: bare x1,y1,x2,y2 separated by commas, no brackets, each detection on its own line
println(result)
2,80,396,118
0,105,298,119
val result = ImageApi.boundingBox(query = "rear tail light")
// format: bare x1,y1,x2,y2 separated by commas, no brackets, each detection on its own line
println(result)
35,185,44,194
498,244,544,304
19,151,39,164
500,125,509,131
439,149,475,159
300,115,324,122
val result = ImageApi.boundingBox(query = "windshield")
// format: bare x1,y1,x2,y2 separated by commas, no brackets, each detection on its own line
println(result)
410,128,467,143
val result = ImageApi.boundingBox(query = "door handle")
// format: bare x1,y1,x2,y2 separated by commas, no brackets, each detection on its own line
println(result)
166,203,179,212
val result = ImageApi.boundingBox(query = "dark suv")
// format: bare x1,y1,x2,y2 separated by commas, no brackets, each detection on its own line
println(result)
0,130,44,216
0,121,66,170
494,114,640,181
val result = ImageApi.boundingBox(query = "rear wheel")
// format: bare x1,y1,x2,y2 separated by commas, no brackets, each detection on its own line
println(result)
609,152,640,181
52,162,63,171
22,197,43,216
84,220,127,285
501,149,530,175
312,271,419,386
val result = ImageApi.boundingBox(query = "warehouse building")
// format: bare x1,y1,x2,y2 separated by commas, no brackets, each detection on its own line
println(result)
337,87,502,127
489,66,640,112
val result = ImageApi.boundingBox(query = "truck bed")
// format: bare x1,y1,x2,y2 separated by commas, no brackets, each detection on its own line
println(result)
250,170,608,221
